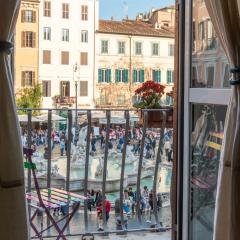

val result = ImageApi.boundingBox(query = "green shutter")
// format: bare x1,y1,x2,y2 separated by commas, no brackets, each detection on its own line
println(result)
98,69,102,83
153,70,156,82
124,69,129,83
133,69,137,82
107,69,111,83
115,69,120,83
158,70,161,83
140,69,145,83
167,70,170,84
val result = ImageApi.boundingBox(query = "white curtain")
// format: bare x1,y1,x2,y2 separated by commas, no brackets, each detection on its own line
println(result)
0,0,29,239
204,1,240,240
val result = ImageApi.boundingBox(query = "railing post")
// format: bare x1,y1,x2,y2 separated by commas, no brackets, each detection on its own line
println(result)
84,110,92,232
119,110,130,230
47,110,52,189
27,110,32,193
152,110,167,228
102,110,111,233
66,110,72,192
136,110,148,225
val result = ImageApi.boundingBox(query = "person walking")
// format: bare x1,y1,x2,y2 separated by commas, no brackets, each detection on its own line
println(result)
97,197,111,231
60,139,65,156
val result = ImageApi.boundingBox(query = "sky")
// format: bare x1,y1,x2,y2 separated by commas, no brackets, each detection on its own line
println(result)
99,0,175,20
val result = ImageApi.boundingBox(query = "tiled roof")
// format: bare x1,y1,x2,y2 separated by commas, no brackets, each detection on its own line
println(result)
97,20,174,38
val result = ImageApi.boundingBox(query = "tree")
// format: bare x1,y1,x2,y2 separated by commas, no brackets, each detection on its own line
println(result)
16,84,42,116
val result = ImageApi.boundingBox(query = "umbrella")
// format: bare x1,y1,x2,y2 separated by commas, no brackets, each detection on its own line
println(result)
18,114,43,122
36,113,66,122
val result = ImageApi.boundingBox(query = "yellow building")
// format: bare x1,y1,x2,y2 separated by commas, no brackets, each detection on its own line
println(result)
14,0,39,93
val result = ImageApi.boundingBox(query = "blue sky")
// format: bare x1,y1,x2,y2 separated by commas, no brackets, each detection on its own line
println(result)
99,0,175,20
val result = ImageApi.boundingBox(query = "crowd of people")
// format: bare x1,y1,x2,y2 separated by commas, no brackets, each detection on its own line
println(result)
21,126,173,162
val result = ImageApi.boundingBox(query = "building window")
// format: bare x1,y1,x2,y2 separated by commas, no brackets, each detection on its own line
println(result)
169,44,174,56
44,1,51,17
117,93,126,105
133,69,144,83
81,5,88,21
152,43,159,56
115,69,128,83
98,69,111,83
21,71,35,87
21,10,36,23
167,70,174,84
62,29,69,42
135,42,142,55
101,40,108,54
166,95,173,106
21,31,36,48
206,65,215,88
62,3,69,19
43,27,51,40
199,21,206,41
152,70,161,83
61,51,69,65
81,30,88,43
43,50,51,64
60,81,70,97
80,52,88,65
42,81,51,97
118,41,125,54
80,81,88,97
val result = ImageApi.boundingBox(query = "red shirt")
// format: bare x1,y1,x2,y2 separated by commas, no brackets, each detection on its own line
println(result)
97,200,111,214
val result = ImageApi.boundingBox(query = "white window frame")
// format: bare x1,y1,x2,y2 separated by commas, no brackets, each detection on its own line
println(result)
101,40,109,54
81,30,88,43
135,41,142,55
152,42,159,56
62,28,69,42
43,27,51,40
118,41,125,55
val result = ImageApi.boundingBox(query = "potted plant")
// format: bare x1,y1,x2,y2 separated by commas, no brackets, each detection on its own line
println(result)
133,81,173,128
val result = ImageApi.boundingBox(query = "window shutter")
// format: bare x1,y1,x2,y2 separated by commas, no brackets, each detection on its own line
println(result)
115,69,118,83
158,70,161,83
98,69,102,83
80,52,88,65
21,32,25,47
33,32,36,48
32,11,36,23
21,10,25,22
107,69,111,83
80,81,88,96
132,70,135,82
124,69,128,83
21,72,25,87
167,70,172,84
32,72,35,85
140,69,145,83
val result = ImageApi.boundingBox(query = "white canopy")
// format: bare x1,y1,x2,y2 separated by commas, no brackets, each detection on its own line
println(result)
36,113,66,122
18,115,43,123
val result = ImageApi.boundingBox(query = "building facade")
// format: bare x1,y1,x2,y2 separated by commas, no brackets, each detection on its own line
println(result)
39,0,99,109
95,19,174,108
15,0,40,93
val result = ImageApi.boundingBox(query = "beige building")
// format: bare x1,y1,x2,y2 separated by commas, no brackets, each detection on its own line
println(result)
14,0,39,93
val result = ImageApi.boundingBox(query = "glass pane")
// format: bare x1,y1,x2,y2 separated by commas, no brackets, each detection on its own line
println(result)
190,104,227,240
192,0,230,88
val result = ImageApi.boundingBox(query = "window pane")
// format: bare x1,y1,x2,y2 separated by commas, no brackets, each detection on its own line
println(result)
190,104,227,240
192,0,230,88
80,81,88,96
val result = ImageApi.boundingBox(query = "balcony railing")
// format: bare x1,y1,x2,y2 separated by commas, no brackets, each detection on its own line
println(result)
53,96,76,106
18,108,173,238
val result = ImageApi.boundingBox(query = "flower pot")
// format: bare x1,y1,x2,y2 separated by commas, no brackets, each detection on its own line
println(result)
139,108,173,128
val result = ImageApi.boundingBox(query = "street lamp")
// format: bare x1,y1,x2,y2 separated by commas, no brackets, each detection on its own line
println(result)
73,62,79,126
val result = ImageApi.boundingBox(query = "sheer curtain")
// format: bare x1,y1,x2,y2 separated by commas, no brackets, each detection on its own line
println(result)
0,0,29,239
205,1,240,240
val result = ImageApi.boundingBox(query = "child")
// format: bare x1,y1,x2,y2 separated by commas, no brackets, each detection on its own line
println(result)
60,139,65,156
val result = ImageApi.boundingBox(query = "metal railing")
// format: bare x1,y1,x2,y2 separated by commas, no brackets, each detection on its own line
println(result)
19,108,173,238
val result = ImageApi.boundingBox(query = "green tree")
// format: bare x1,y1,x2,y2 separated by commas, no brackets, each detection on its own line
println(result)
16,84,42,116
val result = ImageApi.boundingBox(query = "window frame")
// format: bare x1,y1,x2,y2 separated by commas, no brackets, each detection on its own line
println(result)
152,42,160,56
43,27,51,41
101,40,109,54
62,28,69,42
62,3,69,19
42,80,51,97
118,41,126,55
135,41,142,55
44,1,51,17
81,30,88,43
81,5,88,21
181,1,232,240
